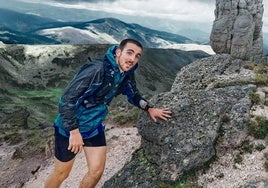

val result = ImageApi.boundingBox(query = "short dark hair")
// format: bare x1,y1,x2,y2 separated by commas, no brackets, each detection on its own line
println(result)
119,38,143,50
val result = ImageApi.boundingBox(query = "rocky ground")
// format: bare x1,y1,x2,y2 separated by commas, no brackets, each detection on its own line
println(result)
0,100,267,188
1,122,268,187
23,124,141,188
197,100,268,187
198,145,268,187
24,101,268,188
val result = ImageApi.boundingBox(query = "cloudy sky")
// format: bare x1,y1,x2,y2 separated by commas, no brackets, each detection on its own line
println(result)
35,0,216,23
2,0,268,33
15,0,215,23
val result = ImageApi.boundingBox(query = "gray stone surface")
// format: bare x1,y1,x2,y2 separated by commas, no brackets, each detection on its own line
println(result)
104,54,262,187
210,0,264,60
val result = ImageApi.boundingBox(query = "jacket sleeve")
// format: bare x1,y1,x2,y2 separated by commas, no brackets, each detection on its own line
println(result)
59,62,103,131
121,73,149,109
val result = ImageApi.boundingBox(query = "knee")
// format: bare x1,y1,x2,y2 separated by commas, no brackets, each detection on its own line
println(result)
88,166,104,179
45,169,70,188
54,169,70,181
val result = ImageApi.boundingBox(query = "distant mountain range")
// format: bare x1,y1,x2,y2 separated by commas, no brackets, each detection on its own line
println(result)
0,8,218,54
0,9,189,45
0,8,267,54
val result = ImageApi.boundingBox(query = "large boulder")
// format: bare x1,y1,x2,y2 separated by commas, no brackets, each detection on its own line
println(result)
104,54,258,187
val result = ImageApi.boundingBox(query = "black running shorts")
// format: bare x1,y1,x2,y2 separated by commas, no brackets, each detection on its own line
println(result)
54,130,106,162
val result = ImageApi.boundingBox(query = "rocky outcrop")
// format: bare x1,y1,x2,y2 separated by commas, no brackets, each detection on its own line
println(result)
104,54,267,187
210,0,264,60
1,107,30,129
138,55,255,181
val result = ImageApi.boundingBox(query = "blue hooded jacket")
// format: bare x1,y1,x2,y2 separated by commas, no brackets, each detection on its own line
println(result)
54,45,148,138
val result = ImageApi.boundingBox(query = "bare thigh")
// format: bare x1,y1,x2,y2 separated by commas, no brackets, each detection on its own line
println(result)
44,157,75,188
84,146,107,172
53,157,75,176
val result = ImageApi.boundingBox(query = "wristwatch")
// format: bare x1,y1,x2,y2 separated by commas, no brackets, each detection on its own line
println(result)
144,103,154,111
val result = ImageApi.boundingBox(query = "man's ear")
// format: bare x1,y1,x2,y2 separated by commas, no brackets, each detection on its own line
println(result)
115,48,121,57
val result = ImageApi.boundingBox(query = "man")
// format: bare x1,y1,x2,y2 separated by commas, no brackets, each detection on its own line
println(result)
45,38,172,188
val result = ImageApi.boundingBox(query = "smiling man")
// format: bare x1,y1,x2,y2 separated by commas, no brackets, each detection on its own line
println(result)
45,38,172,188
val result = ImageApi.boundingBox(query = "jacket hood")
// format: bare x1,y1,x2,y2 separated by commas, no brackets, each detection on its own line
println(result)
105,45,138,74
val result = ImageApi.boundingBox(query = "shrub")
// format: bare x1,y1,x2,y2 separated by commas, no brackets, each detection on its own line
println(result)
255,144,266,151
264,160,268,171
220,114,230,123
265,98,268,106
254,74,268,85
244,62,257,70
241,140,254,154
234,153,243,164
264,152,268,160
248,92,260,104
248,116,268,139
253,62,268,86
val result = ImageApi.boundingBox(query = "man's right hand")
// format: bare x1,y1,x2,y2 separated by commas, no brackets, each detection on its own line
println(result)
68,128,84,154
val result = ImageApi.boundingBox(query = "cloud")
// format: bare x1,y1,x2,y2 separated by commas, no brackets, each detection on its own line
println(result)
18,0,215,23
188,0,214,4
43,0,116,2
15,0,268,32
262,3,268,32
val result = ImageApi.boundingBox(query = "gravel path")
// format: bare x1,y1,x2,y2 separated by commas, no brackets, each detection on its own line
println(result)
23,125,141,188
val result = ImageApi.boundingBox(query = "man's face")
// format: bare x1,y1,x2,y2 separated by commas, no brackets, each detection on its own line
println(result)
115,42,142,72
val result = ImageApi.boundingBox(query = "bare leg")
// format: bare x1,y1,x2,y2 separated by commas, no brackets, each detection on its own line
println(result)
44,157,75,188
79,146,107,188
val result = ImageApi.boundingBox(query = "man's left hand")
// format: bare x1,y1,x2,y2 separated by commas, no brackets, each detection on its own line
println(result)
147,108,172,122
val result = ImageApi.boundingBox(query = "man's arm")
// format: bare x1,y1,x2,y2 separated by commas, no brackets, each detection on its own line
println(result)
121,73,172,122
59,62,104,153
68,128,84,154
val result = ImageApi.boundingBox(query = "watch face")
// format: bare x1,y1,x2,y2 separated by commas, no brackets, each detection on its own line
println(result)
139,100,147,109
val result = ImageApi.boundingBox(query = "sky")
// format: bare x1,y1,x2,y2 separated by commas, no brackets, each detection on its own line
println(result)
15,0,216,23
32,0,216,23
1,0,268,33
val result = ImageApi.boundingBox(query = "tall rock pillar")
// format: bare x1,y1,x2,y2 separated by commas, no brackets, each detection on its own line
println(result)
210,0,264,60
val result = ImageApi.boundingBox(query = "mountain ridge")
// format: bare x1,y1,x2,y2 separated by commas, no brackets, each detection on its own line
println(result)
0,8,218,54
0,8,60,32
0,9,192,44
